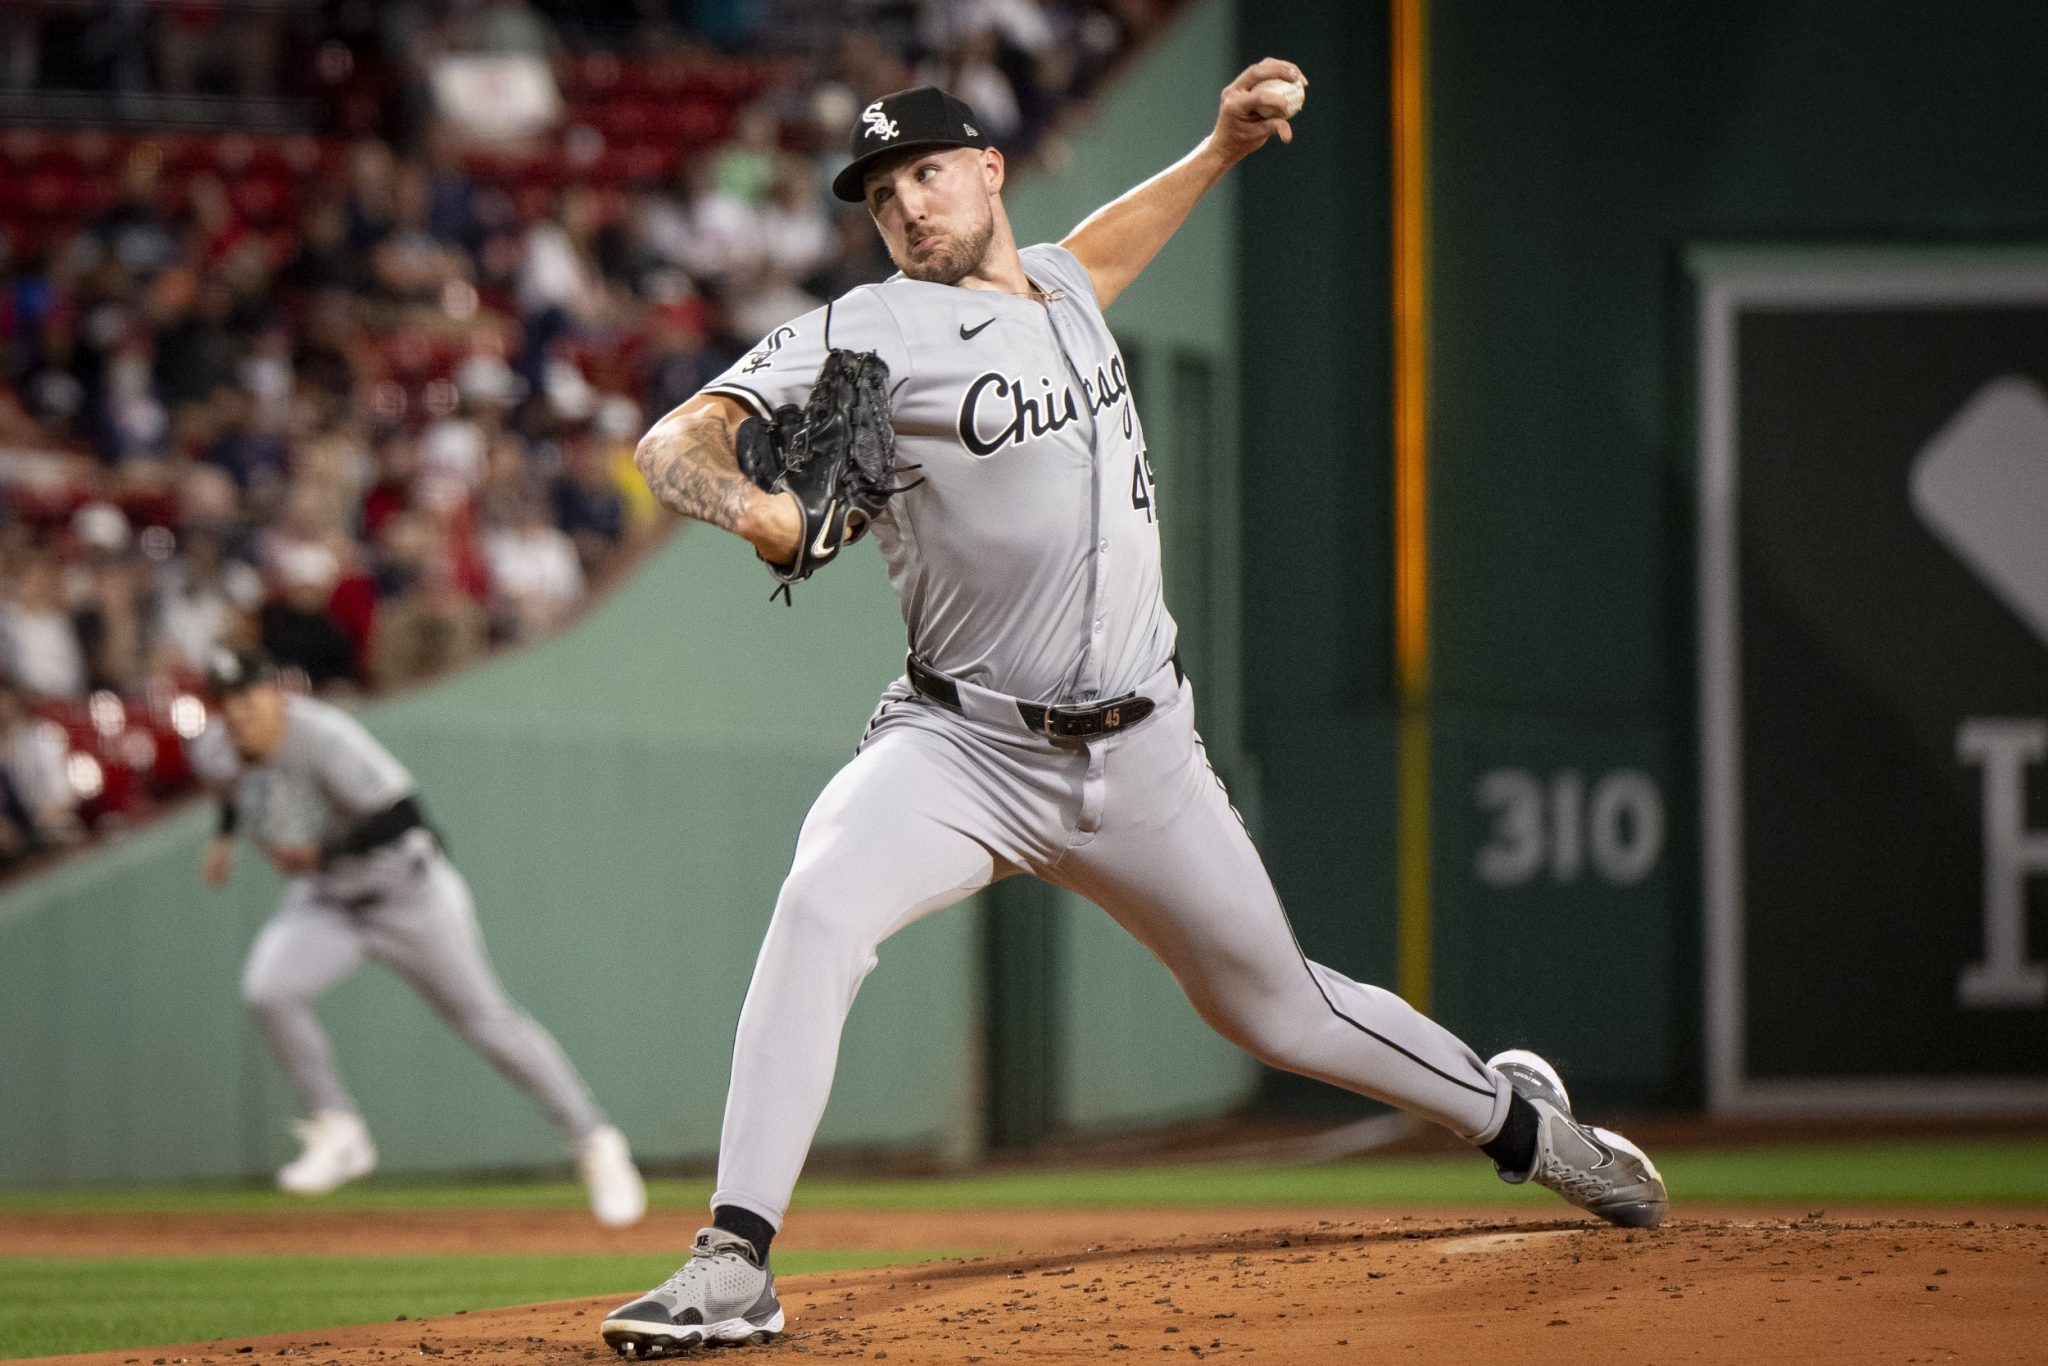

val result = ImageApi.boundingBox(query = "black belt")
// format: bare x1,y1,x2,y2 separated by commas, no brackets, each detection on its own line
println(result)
906,653,1181,740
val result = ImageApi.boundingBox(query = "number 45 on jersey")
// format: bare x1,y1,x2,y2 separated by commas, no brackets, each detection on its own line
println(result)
1132,449,1158,522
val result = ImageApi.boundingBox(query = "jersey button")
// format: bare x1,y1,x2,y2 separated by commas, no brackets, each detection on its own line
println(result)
1092,619,1104,634
1097,539,1109,554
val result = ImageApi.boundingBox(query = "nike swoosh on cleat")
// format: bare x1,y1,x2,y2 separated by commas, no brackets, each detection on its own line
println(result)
959,318,994,339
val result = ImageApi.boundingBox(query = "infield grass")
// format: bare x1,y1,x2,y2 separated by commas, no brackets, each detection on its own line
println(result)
4,1137,2046,1215
3,1137,2045,1358
0,1250,927,1360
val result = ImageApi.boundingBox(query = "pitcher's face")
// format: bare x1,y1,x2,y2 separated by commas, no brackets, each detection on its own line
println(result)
865,147,1001,286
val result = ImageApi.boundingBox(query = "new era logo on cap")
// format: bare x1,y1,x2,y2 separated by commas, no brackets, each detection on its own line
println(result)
833,86,992,202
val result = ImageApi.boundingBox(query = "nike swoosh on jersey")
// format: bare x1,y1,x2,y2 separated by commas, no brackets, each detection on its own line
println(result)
959,318,994,340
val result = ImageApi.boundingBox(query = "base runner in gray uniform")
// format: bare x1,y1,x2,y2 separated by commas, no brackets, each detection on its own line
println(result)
188,649,647,1226
603,63,1667,1354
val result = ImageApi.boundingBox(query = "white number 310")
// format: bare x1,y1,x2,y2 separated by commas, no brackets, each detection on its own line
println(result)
1474,768,1664,887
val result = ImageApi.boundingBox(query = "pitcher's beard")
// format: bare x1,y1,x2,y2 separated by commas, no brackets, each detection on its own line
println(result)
897,214,995,285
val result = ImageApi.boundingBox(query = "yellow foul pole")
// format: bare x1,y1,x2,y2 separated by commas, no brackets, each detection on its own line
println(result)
1391,0,1432,1011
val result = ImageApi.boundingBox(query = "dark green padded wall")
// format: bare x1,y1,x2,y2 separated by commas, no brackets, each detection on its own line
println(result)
1424,0,2048,1107
1236,0,1400,1112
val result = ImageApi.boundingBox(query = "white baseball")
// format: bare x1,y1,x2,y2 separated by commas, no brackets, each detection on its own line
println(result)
1251,77,1305,120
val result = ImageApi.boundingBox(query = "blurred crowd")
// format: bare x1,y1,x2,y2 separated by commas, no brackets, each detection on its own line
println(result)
0,0,1173,873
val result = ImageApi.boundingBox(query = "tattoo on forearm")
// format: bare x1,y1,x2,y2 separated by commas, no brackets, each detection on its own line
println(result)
636,410,755,532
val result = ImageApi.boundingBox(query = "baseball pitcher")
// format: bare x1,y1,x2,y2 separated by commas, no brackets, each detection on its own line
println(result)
603,63,1666,1354
189,648,646,1226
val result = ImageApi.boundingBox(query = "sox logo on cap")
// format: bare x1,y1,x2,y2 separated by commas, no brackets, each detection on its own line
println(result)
861,101,899,141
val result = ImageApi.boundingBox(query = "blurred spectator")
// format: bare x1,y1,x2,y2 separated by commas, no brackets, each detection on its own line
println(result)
260,542,356,692
258,481,349,585
419,399,493,509
713,103,781,206
282,196,357,294
808,209,896,301
517,190,607,381
371,162,470,305
371,552,490,691
0,671,82,849
486,482,582,642
175,462,243,538
728,266,821,344
825,30,913,106
186,175,252,268
553,429,628,578
238,321,296,432
155,276,245,413
361,429,423,540
68,502,148,696
641,158,759,292
922,25,1023,146
594,394,659,536
372,508,437,596
759,156,834,283
101,326,172,466
155,529,262,674
201,385,288,493
640,301,720,421
91,152,179,278
518,190,605,323
343,139,400,258
1,554,87,700
422,129,490,257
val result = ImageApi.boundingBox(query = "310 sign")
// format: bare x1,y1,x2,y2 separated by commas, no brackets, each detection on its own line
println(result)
1473,768,1664,888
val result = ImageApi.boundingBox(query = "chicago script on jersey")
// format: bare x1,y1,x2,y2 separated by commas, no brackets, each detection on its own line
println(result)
955,357,1134,456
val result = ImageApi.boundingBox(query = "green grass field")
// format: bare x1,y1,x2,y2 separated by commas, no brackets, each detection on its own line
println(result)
4,1138,2045,1360
0,1251,926,1361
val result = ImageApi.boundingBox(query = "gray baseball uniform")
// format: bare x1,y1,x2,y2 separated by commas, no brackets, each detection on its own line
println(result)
189,695,607,1138
698,244,1513,1230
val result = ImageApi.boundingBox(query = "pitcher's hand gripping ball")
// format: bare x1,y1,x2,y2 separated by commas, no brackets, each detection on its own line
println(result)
736,348,905,600
1250,77,1306,119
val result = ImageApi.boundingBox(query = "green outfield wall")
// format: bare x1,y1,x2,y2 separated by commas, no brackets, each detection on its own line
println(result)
0,0,1258,1187
1423,0,2048,1110
1233,0,2048,1113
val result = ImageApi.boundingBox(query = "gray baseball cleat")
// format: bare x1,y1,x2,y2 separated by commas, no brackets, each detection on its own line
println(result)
600,1227,784,1356
1487,1048,1669,1229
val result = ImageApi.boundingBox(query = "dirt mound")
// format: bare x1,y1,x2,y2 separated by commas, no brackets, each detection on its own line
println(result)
18,1212,2047,1365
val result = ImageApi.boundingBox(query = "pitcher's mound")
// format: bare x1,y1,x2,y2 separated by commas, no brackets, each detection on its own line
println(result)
21,1213,2048,1365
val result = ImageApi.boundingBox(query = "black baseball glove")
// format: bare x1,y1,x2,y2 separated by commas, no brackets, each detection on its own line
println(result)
735,348,904,601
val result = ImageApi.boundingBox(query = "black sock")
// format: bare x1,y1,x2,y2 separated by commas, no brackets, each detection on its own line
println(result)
1479,1092,1540,1175
712,1204,776,1263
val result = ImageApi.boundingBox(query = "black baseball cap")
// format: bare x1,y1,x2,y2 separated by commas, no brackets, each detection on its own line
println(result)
204,647,277,699
832,86,992,204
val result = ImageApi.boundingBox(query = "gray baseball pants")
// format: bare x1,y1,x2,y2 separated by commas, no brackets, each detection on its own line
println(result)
712,663,1512,1228
240,848,607,1139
